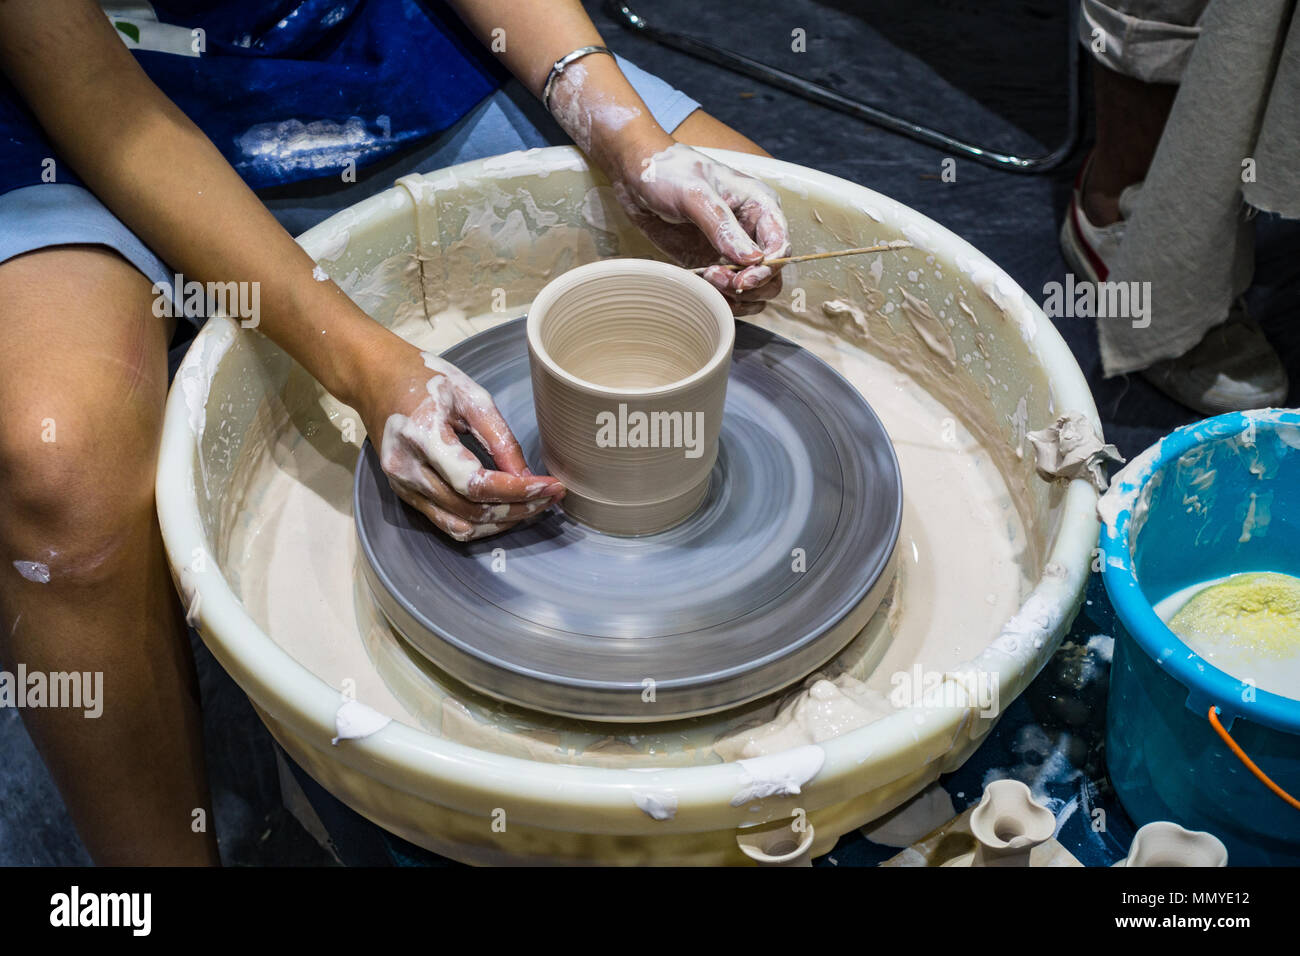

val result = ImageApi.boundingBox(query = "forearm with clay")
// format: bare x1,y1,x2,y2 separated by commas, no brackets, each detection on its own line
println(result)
446,0,791,310
550,62,791,307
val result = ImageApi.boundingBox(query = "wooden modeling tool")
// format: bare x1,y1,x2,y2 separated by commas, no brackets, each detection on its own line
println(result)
691,240,912,274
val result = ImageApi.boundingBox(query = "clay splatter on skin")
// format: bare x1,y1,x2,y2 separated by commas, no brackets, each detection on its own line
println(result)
380,352,558,541
13,560,50,584
546,62,641,155
613,143,789,297
381,356,485,500
638,143,782,264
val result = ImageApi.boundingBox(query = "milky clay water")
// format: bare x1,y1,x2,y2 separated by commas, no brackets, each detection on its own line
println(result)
218,182,1053,768
1153,572,1300,701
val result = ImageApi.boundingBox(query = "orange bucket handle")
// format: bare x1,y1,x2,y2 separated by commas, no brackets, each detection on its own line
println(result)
1208,706,1300,812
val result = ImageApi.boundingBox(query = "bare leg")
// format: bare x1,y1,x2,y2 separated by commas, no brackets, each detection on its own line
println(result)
0,246,218,865
1084,63,1178,225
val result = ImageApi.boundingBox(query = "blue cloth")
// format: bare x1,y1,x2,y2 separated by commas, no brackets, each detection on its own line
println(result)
0,0,503,193
259,55,701,237
0,59,700,320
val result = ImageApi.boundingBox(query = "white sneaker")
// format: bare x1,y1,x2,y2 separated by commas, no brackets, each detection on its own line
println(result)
1141,301,1289,415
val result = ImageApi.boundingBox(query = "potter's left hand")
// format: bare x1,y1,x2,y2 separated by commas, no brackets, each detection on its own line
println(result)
356,339,564,542
611,142,791,316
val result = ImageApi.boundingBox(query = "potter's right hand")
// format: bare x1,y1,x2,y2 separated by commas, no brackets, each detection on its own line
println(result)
535,42,788,315
357,340,564,542
609,141,792,316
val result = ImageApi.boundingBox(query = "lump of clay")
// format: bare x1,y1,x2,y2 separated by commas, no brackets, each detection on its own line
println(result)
1026,412,1124,491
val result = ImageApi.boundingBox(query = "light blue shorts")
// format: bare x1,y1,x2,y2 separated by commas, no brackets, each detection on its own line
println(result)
0,55,699,321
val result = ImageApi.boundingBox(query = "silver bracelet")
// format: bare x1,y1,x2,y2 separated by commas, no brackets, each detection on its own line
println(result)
542,44,614,111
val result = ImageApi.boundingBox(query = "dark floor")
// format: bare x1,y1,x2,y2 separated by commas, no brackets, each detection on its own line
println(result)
2,0,1296,865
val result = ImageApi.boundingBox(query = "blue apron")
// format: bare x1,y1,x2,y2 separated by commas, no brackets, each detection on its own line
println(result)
0,0,505,192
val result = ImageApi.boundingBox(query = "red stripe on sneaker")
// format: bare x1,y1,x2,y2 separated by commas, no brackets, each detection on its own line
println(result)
1069,198,1110,282
1068,149,1110,282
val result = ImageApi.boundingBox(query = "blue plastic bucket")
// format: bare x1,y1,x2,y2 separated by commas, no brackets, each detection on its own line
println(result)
1100,409,1300,865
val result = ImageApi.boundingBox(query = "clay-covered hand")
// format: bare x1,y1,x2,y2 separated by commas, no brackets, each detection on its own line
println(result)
360,344,564,542
611,142,792,316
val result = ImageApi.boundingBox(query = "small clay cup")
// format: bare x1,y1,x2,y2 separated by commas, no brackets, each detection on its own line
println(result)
527,259,734,536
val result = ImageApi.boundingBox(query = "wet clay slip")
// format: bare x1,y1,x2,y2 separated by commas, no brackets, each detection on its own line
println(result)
526,258,734,535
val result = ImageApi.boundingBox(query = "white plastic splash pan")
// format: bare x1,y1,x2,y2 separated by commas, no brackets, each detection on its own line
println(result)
157,147,1100,864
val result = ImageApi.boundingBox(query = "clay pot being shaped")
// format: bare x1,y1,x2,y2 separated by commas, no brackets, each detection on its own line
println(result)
527,259,734,535
969,779,1057,867
1120,821,1228,867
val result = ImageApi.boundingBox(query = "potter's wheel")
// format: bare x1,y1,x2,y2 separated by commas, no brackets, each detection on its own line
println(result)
355,318,902,721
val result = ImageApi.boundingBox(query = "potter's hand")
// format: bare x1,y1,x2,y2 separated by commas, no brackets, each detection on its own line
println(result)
612,142,791,316
360,343,564,542
532,42,788,315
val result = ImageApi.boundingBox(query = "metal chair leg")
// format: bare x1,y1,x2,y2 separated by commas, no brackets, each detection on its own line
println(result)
604,0,1082,174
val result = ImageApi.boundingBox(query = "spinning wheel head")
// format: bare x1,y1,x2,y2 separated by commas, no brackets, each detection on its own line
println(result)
355,318,903,722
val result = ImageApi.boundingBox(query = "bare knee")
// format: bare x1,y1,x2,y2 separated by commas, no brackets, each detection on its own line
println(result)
0,246,170,588
0,402,163,587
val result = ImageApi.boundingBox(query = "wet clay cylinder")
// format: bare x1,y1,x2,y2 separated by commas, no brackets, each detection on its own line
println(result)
527,259,734,535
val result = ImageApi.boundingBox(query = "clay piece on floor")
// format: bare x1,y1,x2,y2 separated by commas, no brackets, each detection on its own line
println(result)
880,780,1077,867
1116,821,1228,867
968,779,1057,866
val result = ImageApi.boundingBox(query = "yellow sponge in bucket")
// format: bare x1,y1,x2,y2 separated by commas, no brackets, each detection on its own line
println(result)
1170,572,1300,658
